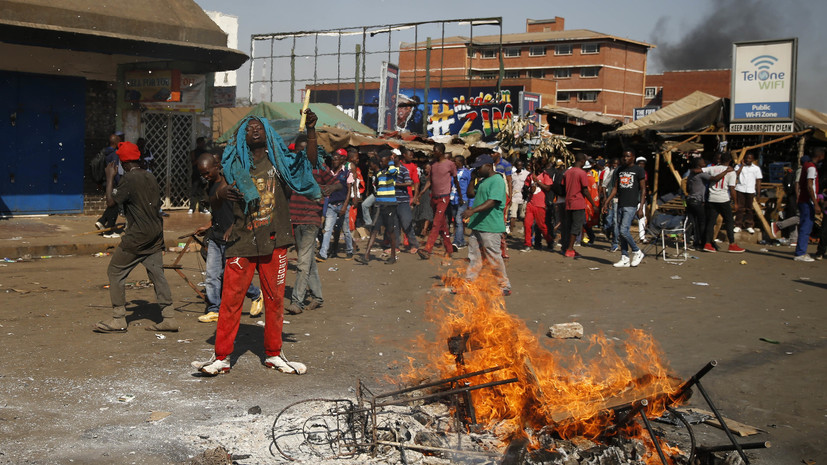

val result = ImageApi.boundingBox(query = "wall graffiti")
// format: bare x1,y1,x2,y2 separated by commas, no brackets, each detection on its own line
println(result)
313,85,520,140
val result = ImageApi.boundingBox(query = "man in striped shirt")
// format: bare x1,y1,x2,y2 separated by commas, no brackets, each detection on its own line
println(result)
356,151,398,265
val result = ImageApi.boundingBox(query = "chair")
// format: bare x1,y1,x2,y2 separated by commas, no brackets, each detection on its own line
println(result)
656,216,690,263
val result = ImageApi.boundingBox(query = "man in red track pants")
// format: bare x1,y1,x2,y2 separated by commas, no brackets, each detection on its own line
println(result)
192,110,322,376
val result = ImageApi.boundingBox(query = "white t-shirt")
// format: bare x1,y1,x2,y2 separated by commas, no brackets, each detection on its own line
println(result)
703,165,736,203
510,169,529,203
735,164,762,194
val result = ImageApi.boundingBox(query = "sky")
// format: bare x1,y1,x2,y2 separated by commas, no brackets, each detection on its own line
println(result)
194,0,827,111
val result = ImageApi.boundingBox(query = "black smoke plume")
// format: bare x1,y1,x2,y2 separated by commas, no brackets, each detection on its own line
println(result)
650,0,781,71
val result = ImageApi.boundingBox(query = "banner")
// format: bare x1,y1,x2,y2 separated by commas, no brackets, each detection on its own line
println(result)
142,74,207,112
377,62,399,133
125,70,181,102
519,92,542,133
730,38,797,127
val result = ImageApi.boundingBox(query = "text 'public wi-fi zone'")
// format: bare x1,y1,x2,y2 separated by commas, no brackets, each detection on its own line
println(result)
750,55,778,70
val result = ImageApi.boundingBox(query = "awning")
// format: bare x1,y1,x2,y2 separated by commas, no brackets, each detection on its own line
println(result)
795,108,827,141
607,91,724,138
0,0,247,72
215,102,376,144
536,104,621,128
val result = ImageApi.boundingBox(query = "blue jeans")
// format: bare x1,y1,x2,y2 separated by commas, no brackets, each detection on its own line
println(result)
361,194,376,226
796,202,814,257
452,203,468,246
205,238,260,313
291,224,323,307
617,206,640,256
605,200,619,247
320,202,353,258
395,201,420,249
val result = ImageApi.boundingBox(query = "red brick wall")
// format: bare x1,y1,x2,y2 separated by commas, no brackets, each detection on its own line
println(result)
526,17,565,33
660,69,731,106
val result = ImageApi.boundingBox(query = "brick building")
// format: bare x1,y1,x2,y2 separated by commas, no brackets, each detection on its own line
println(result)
398,17,653,122
644,69,731,108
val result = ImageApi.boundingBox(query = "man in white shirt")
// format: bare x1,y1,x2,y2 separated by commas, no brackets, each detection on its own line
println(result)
701,152,745,253
733,152,763,234
508,159,530,235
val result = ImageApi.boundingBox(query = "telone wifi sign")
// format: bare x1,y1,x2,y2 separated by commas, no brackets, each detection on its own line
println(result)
730,38,797,129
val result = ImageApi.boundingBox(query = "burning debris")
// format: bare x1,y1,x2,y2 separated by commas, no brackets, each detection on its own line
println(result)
270,272,768,464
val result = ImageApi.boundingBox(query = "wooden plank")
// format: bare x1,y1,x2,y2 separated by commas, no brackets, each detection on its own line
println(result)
676,407,765,437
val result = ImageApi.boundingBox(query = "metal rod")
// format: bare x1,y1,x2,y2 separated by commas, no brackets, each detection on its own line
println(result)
696,441,770,453
373,366,506,399
608,399,648,434
373,440,501,458
676,360,717,398
639,409,671,465
376,377,519,408
695,379,750,464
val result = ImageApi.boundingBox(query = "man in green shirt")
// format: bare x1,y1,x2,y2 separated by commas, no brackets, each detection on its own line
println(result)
461,154,511,296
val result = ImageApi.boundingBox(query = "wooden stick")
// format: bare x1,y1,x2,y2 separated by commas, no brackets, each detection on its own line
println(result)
74,223,125,236
298,89,311,131
733,131,807,164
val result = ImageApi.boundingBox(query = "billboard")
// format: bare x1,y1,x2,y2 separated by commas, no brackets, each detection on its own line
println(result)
377,62,400,133
730,38,797,132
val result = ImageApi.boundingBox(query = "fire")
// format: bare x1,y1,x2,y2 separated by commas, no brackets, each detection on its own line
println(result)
401,270,685,461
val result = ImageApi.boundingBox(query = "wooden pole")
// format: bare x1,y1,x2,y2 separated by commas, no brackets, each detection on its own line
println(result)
733,131,808,164
650,151,661,217
298,89,311,131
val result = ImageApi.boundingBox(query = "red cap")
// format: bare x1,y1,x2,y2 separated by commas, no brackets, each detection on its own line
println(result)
117,142,141,162
335,148,347,156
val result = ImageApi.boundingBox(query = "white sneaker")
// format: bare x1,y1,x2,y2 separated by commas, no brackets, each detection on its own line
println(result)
630,250,645,267
733,227,741,233
265,354,307,374
95,221,104,230
192,355,230,375
613,256,631,268
187,209,194,214
104,232,120,238
746,227,755,234
794,254,815,262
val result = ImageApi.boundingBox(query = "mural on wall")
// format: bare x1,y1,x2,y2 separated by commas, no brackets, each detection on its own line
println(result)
313,86,520,140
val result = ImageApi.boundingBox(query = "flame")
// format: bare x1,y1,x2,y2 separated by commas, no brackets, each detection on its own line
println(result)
401,270,685,460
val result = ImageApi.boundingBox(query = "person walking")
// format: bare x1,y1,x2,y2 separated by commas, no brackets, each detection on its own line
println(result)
603,150,646,267
461,154,511,296
563,153,597,258
794,147,824,261
417,143,462,261
733,152,763,234
93,142,176,333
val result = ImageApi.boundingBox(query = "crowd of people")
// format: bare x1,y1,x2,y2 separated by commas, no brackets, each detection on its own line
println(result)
92,109,827,377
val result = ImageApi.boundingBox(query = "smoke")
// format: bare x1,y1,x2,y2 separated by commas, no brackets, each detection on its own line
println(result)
650,0,782,72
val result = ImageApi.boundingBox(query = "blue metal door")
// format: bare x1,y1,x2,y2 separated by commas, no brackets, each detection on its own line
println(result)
0,71,86,215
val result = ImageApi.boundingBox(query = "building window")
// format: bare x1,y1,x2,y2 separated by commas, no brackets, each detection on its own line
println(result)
504,47,520,57
481,49,497,59
581,43,600,54
555,44,572,55
580,67,600,78
478,72,498,80
578,91,598,102
504,70,521,79
529,46,546,56
527,69,546,79
554,68,571,79
645,87,658,99
557,91,570,102
467,47,475,58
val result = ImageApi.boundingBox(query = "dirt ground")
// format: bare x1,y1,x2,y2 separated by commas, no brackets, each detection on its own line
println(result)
0,230,824,464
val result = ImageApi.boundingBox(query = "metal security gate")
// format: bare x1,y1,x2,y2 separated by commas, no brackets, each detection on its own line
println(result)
142,112,194,209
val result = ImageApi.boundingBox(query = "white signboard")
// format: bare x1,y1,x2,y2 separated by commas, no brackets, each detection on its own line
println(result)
729,122,794,133
730,38,797,126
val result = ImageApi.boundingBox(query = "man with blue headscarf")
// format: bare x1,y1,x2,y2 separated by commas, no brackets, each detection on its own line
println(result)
193,110,321,376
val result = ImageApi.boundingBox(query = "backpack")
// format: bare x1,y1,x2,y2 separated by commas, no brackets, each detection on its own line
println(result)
89,149,107,184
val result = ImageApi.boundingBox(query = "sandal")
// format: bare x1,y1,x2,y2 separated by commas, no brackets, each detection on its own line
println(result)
354,255,369,265
93,319,127,333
